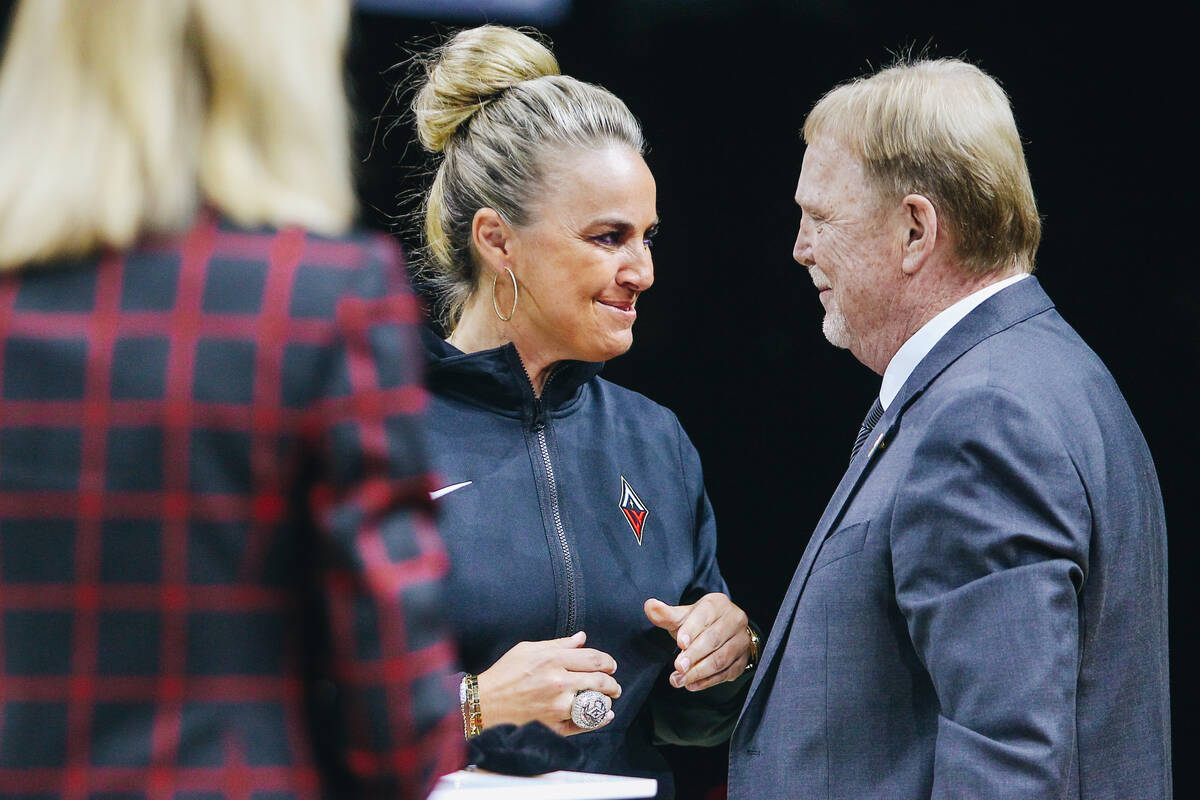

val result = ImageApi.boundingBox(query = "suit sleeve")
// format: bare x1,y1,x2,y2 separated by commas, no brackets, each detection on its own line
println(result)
649,415,751,747
306,236,463,798
891,384,1089,798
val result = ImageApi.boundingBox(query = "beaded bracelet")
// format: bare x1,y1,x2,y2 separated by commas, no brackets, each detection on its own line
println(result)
459,673,483,739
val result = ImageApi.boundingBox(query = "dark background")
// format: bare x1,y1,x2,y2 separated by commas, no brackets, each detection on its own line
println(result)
346,2,1194,796
3,1,1194,797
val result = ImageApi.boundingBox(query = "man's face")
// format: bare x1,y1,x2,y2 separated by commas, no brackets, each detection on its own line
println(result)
793,139,905,367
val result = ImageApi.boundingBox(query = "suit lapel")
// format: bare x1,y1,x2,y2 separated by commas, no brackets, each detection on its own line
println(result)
736,277,1056,736
737,409,898,726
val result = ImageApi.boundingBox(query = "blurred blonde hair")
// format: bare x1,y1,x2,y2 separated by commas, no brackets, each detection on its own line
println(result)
0,0,355,271
804,58,1041,276
411,25,644,329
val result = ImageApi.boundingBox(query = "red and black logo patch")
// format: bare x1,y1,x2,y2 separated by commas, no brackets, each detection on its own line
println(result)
619,476,648,545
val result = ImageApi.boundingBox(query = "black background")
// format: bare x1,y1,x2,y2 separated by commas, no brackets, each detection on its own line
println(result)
3,1,1194,796
347,3,1194,796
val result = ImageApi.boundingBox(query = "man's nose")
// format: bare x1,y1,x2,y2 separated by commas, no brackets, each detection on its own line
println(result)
793,224,814,267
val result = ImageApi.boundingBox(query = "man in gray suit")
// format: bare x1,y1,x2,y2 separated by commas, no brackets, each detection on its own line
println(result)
727,58,1171,798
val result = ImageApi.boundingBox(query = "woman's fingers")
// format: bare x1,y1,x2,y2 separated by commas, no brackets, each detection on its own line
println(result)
673,632,747,691
670,625,738,687
550,630,587,648
476,635,627,733
557,646,618,674
550,667,621,700
674,614,739,674
662,593,752,690
670,593,723,650
644,597,691,637
574,670,622,699
553,707,615,737
673,596,744,669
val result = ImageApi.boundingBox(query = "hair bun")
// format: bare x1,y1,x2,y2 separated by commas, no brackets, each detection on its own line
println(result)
413,25,560,153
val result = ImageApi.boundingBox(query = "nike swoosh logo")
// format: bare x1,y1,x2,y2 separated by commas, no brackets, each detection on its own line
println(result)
429,480,473,500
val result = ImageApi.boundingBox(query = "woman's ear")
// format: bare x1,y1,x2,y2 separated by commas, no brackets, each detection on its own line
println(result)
471,207,514,277
900,193,938,276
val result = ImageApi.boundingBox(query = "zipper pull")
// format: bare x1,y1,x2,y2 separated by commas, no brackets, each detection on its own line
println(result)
532,397,546,431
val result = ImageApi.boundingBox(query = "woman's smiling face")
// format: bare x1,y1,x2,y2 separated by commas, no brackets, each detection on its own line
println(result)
505,143,658,365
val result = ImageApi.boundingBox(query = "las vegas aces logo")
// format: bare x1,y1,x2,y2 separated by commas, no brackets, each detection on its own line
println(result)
618,476,648,545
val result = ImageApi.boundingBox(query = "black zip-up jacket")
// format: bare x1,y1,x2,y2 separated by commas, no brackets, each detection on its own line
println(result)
423,331,748,797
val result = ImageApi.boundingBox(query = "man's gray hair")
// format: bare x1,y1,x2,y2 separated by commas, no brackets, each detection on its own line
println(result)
804,58,1041,276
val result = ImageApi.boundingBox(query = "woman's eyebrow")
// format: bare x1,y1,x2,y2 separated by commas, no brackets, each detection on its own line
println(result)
587,217,660,231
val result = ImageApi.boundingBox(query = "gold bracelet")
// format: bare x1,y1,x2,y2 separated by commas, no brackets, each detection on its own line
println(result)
745,625,760,671
460,673,483,739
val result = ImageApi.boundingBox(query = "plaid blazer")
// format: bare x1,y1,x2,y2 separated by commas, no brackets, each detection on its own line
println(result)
0,211,463,798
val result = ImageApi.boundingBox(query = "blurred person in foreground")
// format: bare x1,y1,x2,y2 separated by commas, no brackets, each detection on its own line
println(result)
0,1,462,797
727,58,1171,798
405,25,757,797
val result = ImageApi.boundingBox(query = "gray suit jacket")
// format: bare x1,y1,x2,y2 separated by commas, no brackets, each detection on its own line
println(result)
728,278,1171,799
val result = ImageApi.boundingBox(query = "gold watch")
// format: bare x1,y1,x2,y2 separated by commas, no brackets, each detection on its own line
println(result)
745,625,760,671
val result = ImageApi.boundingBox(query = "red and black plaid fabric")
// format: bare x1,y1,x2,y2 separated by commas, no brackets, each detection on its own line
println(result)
0,211,464,798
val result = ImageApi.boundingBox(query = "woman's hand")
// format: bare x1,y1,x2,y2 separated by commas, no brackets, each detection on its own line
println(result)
644,593,751,691
476,630,620,736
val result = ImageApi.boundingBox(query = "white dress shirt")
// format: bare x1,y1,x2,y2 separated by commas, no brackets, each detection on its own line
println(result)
879,274,1028,410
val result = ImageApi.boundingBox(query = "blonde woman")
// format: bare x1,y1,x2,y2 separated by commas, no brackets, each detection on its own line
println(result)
409,26,758,798
0,1,461,796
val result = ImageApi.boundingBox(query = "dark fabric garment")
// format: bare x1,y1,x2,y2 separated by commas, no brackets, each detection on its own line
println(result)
467,721,587,775
423,331,748,799
0,211,464,799
728,278,1172,799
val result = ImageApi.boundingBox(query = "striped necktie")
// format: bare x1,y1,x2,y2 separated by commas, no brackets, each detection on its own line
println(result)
849,396,884,461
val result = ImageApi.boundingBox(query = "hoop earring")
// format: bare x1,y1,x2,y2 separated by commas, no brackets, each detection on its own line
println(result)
491,266,518,322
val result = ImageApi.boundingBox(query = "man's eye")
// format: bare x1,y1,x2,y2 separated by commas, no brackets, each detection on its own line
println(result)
643,226,659,248
592,232,621,246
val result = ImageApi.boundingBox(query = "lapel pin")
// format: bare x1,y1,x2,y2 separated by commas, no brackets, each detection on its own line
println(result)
867,430,888,460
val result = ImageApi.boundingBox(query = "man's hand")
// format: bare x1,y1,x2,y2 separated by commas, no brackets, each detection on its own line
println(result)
645,593,751,691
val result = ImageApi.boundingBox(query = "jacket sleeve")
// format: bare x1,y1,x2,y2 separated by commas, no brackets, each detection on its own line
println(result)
648,415,751,747
305,235,464,798
891,385,1088,798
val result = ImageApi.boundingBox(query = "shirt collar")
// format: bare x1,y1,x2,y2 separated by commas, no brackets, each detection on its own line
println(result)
879,273,1028,410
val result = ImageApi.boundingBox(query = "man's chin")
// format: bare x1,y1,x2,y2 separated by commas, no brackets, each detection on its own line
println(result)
822,314,852,350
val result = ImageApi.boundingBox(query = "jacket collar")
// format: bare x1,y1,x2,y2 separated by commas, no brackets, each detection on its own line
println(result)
422,327,604,419
888,274,1054,417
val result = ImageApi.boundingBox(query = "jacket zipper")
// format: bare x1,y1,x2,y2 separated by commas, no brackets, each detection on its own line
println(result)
527,366,578,634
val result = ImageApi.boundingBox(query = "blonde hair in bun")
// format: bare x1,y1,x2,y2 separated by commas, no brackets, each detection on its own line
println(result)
410,25,644,329
413,25,560,154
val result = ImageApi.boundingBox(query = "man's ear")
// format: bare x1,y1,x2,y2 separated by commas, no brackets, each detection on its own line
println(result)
900,193,938,276
471,207,515,277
